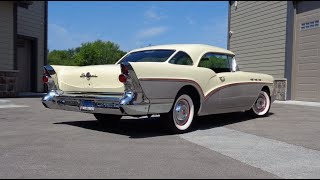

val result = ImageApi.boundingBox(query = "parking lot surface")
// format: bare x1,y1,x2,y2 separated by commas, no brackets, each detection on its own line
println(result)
0,98,320,178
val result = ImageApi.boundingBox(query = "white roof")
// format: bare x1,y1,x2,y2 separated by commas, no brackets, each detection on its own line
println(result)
129,44,235,65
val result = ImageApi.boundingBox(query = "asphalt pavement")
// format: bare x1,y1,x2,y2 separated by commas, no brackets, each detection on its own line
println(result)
0,97,319,178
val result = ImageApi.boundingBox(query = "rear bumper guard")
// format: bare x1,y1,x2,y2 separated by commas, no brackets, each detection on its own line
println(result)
41,90,150,116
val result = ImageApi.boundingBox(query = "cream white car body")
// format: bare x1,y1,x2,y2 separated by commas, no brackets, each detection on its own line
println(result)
42,44,276,117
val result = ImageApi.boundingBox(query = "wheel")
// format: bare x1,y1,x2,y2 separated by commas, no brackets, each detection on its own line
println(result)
248,90,271,117
94,114,122,126
162,93,195,133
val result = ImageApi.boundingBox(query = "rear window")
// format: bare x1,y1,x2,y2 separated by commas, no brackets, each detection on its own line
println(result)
118,50,175,63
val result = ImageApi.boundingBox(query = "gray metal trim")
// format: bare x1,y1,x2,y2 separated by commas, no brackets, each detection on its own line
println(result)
284,1,294,100
227,1,231,50
41,90,151,116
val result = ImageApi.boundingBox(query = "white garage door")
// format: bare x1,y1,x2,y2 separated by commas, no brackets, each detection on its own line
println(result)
294,2,320,102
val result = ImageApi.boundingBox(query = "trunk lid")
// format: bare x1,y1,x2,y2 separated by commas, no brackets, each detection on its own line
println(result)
57,64,124,93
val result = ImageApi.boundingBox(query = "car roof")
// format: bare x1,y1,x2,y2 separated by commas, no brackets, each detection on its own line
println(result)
128,44,235,65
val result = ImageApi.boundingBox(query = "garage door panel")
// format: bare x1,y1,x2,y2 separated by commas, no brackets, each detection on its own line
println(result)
298,28,320,37
296,56,320,63
297,41,320,50
296,70,318,77
296,96,319,102
296,84,318,91
300,34,320,44
296,91,317,99
294,4,320,102
296,77,318,85
297,49,318,57
298,15,320,23
298,62,318,71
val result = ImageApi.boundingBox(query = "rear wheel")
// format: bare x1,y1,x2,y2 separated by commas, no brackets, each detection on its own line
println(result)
248,90,271,117
94,114,122,126
162,94,195,133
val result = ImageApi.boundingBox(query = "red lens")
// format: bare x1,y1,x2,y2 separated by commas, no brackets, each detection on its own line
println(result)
42,76,49,83
118,74,127,83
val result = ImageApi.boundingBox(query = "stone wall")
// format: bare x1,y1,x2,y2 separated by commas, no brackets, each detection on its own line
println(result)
274,78,287,101
0,70,18,97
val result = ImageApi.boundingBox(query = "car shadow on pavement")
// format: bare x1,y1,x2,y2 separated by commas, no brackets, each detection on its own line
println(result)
54,112,274,139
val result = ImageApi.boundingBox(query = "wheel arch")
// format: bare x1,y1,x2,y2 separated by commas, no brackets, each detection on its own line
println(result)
262,85,271,98
176,85,202,115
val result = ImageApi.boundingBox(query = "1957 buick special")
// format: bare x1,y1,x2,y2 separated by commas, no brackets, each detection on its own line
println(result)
42,44,276,133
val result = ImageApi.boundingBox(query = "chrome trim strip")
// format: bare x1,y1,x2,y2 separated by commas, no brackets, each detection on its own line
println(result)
42,90,149,116
63,91,124,96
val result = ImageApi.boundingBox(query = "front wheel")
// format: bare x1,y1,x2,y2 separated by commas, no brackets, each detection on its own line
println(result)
162,94,195,133
94,114,122,126
248,90,271,117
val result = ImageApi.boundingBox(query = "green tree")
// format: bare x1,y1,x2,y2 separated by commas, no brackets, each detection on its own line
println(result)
48,49,76,66
48,40,126,66
74,40,126,66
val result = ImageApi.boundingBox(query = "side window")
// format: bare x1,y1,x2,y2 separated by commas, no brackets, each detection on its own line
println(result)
198,53,230,73
169,51,193,66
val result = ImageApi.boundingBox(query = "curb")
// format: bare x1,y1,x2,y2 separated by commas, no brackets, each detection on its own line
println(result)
274,100,320,108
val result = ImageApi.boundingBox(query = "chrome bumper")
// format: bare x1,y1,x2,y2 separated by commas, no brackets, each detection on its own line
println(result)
41,90,150,116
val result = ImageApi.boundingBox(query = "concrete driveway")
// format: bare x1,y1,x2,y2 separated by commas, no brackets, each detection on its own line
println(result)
0,98,320,178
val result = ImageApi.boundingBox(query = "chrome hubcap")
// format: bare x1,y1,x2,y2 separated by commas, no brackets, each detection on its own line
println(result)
255,94,267,112
174,99,190,126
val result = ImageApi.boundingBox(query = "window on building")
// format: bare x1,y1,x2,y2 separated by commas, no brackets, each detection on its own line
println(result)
301,20,319,30
198,53,231,73
168,51,193,66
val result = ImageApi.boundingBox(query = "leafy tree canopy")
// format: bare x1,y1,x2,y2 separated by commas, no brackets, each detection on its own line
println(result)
48,40,127,66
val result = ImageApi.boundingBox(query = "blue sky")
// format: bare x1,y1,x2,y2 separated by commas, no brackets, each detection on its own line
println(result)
48,1,228,52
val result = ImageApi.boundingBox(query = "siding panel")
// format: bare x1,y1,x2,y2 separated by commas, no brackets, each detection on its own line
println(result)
17,1,45,92
0,1,14,70
229,1,287,79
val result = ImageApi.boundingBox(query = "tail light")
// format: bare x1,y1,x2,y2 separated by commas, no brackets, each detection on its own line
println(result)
119,74,127,83
42,76,49,83
119,63,129,83
42,69,50,83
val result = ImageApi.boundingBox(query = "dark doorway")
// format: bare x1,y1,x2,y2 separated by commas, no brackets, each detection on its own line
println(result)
16,36,37,93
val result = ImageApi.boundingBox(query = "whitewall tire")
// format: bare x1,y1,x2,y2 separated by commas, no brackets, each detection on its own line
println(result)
162,94,195,133
249,91,271,117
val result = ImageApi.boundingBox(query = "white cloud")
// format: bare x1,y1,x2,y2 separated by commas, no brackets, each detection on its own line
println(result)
144,6,167,21
137,26,169,39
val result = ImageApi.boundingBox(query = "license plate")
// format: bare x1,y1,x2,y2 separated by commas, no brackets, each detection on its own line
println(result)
79,100,95,111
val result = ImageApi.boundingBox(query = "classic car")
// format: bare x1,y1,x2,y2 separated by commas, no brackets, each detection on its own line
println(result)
42,44,276,133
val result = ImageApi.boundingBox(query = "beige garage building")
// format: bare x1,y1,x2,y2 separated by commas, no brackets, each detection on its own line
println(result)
0,1,47,97
228,1,320,102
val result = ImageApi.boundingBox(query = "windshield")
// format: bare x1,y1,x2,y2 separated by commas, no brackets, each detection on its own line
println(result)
118,50,175,64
